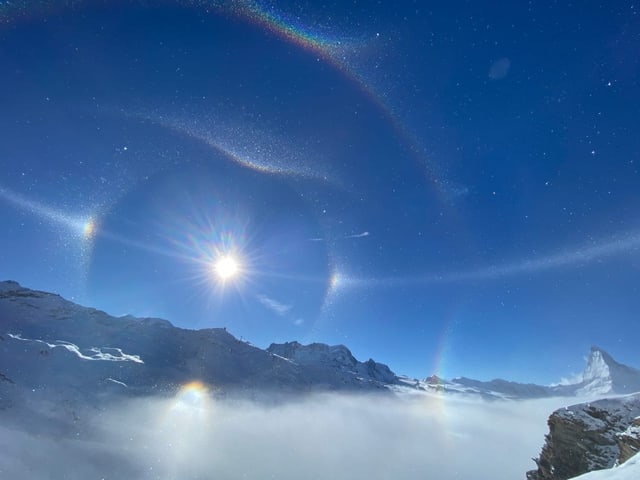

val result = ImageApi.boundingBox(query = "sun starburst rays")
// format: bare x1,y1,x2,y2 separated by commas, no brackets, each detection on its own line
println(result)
163,208,257,306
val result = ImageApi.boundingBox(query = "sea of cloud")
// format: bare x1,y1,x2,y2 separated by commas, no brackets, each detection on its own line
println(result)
0,391,579,480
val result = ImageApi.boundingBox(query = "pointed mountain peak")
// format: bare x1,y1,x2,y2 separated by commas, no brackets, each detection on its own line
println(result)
583,347,612,382
590,345,613,357
587,346,620,370
424,375,445,385
577,345,640,395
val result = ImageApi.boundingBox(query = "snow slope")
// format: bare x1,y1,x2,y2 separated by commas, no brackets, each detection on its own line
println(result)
2,280,639,403
267,341,397,386
576,348,640,396
407,346,640,400
527,394,640,480
569,453,640,480
0,280,395,407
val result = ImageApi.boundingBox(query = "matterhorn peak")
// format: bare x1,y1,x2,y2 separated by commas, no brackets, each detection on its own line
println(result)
583,346,614,382
576,346,640,396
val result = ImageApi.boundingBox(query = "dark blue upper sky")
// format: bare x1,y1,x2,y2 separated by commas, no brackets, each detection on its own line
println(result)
1,0,639,383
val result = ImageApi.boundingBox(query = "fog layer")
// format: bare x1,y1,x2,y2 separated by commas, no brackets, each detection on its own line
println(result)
0,392,575,479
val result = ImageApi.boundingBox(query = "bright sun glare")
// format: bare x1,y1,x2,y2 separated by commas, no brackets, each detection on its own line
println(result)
214,255,239,280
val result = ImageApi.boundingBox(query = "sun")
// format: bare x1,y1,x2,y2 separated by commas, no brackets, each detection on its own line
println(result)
214,255,240,281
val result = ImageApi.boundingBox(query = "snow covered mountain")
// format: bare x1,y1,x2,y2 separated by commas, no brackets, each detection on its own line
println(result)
1,280,639,405
0,280,394,409
576,347,640,396
267,341,397,385
404,346,640,400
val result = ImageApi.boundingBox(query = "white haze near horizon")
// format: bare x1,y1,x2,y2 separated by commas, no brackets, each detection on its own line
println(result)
0,392,587,480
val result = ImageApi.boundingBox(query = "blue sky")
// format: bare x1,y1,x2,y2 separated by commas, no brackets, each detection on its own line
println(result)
1,0,639,383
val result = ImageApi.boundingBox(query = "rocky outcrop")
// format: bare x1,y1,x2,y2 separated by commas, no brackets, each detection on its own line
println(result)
527,394,640,480
617,417,640,465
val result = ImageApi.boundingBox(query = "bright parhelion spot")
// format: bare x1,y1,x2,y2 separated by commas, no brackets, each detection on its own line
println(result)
214,255,239,280
169,381,212,419
82,218,96,239
178,380,209,404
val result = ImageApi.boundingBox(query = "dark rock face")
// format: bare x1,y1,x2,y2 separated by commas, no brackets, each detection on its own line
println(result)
617,417,640,465
527,394,640,480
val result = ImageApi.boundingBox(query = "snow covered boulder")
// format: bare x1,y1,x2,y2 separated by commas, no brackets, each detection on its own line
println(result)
616,417,640,465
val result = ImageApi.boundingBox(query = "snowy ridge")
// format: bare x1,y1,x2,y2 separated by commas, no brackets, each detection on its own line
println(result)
266,341,397,386
7,333,143,363
0,280,396,401
578,349,614,396
404,346,640,400
583,349,612,382
577,347,640,396
569,453,640,480
1,280,639,402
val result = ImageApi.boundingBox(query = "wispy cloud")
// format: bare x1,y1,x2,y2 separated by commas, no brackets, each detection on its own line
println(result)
308,231,370,242
256,294,292,316
345,231,370,239
437,231,640,282
355,230,640,287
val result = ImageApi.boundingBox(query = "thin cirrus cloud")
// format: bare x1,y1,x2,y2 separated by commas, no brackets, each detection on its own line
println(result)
256,294,292,316
345,231,370,239
309,231,370,242
360,230,640,287
436,231,640,282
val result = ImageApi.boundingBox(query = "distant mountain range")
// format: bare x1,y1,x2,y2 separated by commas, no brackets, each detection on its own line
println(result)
1,280,639,404
401,345,640,399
